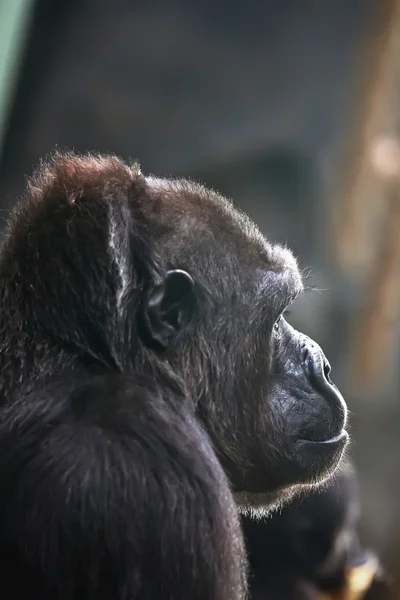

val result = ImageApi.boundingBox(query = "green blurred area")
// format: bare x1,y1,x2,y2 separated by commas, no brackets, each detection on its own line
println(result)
0,0,33,160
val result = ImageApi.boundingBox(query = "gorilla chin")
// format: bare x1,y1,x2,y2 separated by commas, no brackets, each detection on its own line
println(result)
235,486,312,518
236,426,348,517
235,435,348,518
295,430,348,473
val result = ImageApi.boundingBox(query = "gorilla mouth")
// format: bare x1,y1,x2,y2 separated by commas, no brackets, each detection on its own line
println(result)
298,429,349,447
294,429,349,479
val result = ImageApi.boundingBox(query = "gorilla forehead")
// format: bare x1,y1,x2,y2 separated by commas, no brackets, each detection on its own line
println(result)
144,175,301,277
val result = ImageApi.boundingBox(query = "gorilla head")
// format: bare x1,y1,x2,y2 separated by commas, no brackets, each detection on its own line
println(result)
135,164,348,509
0,152,348,599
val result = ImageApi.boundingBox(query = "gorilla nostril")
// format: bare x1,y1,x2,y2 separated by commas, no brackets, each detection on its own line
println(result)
305,345,335,390
301,345,309,363
323,360,332,384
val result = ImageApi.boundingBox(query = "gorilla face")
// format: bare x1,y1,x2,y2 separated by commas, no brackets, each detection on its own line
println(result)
139,176,348,509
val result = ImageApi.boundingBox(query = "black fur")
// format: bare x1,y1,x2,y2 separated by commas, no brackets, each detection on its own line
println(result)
243,467,390,600
0,152,348,599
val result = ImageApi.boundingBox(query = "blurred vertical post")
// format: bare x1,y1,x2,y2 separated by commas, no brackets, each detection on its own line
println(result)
335,0,400,273
334,0,400,390
351,138,400,388
0,0,34,163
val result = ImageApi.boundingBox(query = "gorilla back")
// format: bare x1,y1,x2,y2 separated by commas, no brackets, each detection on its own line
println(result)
0,152,348,599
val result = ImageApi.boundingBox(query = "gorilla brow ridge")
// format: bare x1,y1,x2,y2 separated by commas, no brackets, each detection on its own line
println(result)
256,265,304,317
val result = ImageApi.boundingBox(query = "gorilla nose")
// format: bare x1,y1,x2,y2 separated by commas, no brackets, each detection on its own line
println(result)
322,356,333,385
306,343,335,392
302,337,326,380
302,337,347,420
302,335,346,410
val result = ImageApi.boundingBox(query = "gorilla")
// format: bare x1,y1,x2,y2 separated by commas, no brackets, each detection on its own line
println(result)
0,152,348,599
243,465,391,600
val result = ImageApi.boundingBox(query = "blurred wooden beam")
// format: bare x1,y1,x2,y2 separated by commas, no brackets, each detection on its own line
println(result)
335,0,400,275
349,138,400,389
332,0,400,390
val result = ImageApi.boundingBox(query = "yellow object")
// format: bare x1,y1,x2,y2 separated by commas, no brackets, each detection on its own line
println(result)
320,554,379,600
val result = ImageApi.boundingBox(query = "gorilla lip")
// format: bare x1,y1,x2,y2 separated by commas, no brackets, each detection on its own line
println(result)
293,430,349,478
298,429,348,447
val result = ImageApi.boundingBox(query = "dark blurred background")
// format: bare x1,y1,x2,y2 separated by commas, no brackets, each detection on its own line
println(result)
1,0,400,589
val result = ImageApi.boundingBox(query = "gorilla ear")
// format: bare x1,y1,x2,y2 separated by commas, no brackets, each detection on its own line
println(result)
142,270,195,350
